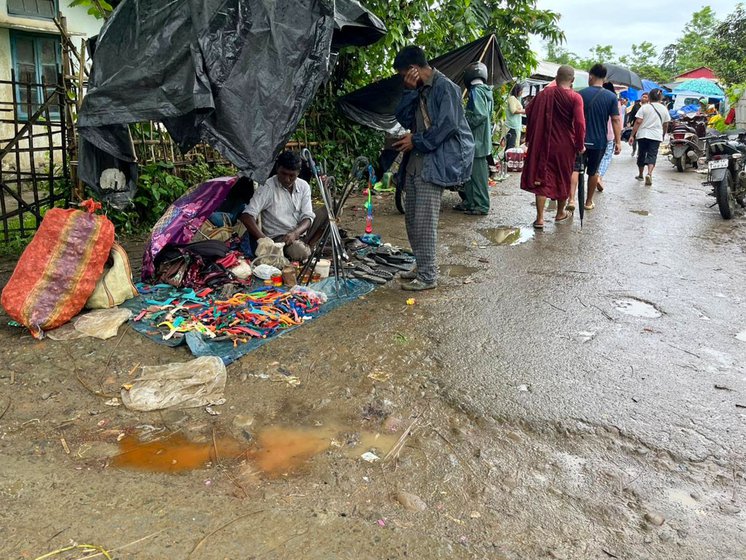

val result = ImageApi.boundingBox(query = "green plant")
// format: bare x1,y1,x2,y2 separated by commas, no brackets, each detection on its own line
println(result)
69,0,113,19
106,161,188,234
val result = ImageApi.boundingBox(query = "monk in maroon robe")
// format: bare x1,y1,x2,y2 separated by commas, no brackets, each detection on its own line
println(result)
520,65,586,228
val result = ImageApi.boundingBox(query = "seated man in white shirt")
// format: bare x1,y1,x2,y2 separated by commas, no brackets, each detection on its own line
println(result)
240,151,324,262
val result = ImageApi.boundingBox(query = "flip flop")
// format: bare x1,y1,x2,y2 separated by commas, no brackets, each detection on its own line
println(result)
351,269,387,285
584,202,595,210
566,203,576,212
555,213,571,223
532,221,544,229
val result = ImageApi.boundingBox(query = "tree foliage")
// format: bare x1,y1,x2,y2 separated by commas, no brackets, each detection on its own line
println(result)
707,5,746,85
68,0,113,19
661,6,718,77
301,0,566,176
618,42,670,84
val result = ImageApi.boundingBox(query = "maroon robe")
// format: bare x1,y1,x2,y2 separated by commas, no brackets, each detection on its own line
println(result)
520,86,586,200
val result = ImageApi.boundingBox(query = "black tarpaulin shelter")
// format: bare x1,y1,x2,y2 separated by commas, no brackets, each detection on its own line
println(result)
77,0,386,208
338,34,512,132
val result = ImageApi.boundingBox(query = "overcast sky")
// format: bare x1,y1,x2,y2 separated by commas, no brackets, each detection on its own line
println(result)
532,0,736,58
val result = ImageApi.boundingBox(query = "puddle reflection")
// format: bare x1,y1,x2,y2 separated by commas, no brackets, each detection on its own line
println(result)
479,227,534,246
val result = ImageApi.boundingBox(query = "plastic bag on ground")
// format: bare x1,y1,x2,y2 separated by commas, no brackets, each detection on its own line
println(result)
46,308,132,341
121,357,227,412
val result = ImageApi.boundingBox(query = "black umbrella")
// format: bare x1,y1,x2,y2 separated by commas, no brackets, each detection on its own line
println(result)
604,63,643,89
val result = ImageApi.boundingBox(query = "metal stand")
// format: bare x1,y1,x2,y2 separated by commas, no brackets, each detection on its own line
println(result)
300,150,368,293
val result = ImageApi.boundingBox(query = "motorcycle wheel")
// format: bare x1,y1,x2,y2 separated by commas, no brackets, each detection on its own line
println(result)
395,184,406,215
674,156,684,172
715,173,735,220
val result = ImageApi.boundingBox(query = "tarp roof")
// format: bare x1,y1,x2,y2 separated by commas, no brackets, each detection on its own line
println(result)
531,60,590,87
338,34,512,132
77,0,386,208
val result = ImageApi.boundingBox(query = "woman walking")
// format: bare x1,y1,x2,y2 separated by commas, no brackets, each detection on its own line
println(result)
629,88,670,185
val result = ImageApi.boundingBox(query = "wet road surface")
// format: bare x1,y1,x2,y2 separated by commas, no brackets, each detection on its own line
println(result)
1,149,744,559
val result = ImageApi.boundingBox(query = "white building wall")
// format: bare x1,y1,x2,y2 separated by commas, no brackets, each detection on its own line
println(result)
0,1,103,172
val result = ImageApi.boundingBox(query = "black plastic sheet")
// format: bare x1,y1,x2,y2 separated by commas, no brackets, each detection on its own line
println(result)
77,0,385,208
338,34,512,132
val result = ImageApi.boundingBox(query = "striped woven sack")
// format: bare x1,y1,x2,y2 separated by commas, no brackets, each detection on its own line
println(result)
1,208,115,338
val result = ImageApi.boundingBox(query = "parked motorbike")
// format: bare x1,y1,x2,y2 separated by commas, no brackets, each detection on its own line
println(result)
703,131,746,219
669,116,707,172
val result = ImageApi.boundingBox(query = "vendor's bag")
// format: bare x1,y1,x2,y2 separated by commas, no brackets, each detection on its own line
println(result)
1,207,115,338
85,243,139,309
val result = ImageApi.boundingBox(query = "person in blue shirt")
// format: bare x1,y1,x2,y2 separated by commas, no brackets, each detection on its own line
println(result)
568,64,622,211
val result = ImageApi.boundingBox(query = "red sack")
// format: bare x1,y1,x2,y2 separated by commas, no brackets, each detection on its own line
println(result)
1,208,115,338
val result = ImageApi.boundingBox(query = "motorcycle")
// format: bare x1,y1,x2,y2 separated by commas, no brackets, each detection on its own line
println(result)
703,131,746,219
669,116,707,172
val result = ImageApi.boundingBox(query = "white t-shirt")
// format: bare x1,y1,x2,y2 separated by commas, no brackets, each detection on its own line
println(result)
635,102,671,142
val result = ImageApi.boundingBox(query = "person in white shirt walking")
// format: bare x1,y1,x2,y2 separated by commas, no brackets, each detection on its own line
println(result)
628,88,670,186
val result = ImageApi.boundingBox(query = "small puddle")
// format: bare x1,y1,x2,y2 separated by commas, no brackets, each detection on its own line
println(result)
630,210,650,216
614,297,662,318
112,433,245,473
479,227,534,246
441,264,480,278
112,423,399,477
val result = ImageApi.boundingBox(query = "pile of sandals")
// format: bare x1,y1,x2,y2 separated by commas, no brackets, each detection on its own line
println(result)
345,246,416,285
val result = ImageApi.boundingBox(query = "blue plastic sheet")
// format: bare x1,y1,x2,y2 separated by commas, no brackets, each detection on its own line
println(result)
123,279,375,365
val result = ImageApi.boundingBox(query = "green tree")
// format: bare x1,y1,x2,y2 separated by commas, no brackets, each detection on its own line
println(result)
68,0,113,19
302,0,566,176
618,41,670,83
545,43,581,67
707,4,746,84
661,6,719,76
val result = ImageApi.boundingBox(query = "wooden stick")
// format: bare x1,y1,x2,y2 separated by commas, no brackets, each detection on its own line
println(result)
0,398,11,421
70,530,163,560
383,413,421,463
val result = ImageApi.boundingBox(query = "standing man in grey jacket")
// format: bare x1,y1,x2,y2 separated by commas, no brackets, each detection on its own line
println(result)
393,46,475,291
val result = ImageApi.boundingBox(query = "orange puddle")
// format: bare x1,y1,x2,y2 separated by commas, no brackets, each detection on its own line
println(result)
251,426,330,477
112,433,245,473
112,427,333,476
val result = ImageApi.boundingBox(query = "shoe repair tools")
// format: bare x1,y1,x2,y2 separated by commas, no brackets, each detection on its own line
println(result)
300,154,369,293
365,165,376,234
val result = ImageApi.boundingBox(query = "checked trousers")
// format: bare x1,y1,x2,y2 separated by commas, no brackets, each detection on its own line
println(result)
404,171,443,284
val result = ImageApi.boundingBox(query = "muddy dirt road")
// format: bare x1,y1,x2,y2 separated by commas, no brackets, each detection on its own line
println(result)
1,151,745,559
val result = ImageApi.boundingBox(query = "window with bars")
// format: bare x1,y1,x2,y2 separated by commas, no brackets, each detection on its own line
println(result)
7,0,57,19
10,31,61,120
